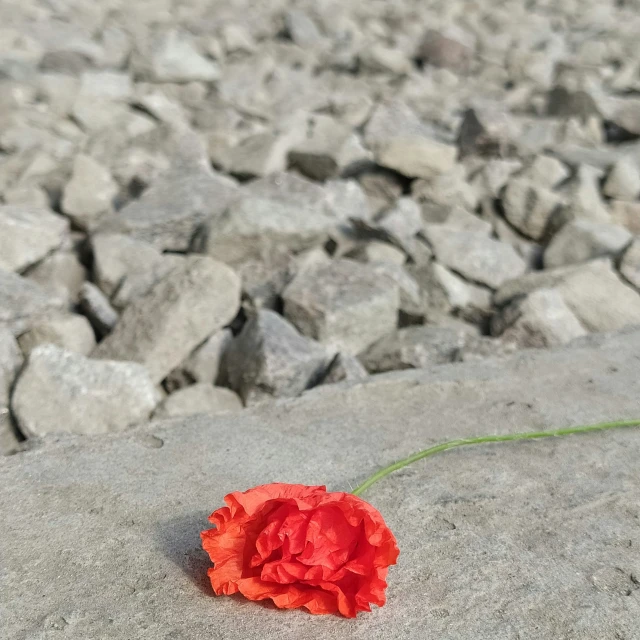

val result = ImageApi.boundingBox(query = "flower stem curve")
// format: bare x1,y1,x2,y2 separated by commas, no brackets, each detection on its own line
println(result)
351,419,640,496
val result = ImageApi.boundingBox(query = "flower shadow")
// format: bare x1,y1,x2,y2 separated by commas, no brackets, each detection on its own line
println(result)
154,511,214,596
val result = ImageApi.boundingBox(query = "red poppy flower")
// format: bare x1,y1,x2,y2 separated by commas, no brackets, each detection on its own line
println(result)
200,483,399,617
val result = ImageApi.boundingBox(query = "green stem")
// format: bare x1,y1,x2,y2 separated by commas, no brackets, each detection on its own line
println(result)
351,419,640,497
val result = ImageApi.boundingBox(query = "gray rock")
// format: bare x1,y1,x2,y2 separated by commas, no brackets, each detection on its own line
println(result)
421,204,492,235
94,257,241,384
220,24,256,55
224,310,330,405
364,100,437,148
553,260,640,332
117,132,239,252
238,250,294,311
77,71,133,102
283,259,400,354
609,200,640,235
2,184,50,208
0,408,21,456
359,45,412,76
602,158,640,201
0,327,22,407
0,205,70,273
3,330,640,637
284,10,324,47
141,30,219,83
370,262,424,319
202,173,336,264
411,262,492,321
154,384,242,419
321,352,369,385
0,328,23,454
546,86,601,119
556,164,611,226
492,288,587,348
470,158,523,198
517,154,570,189
416,29,473,72
288,114,369,181
501,178,565,240
377,197,424,249
18,314,96,357
0,268,65,336
182,329,233,385
375,136,458,180
61,155,118,231
424,227,527,289
544,220,632,268
79,283,119,339
620,239,640,290
359,241,406,266
494,262,588,307
324,179,372,225
358,167,405,213
12,345,160,437
412,166,478,212
224,132,292,179
23,251,87,306
92,233,181,309
359,324,476,373
454,335,519,363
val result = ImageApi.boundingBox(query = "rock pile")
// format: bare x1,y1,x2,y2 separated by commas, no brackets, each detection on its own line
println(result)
2,0,640,450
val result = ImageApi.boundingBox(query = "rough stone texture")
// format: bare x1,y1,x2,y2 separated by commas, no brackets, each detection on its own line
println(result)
223,310,331,405
0,328,23,455
18,313,96,356
182,329,233,385
424,227,527,289
94,257,241,384
603,158,640,201
501,178,564,240
544,220,632,269
359,324,476,373
555,261,640,332
496,260,640,333
153,384,242,418
0,205,70,273
0,268,65,336
517,154,570,189
6,331,640,638
492,288,587,348
12,345,160,437
288,114,364,181
117,134,239,252
61,154,118,231
609,200,640,235
139,30,219,83
375,136,458,180
79,282,119,339
411,262,492,321
283,259,400,354
321,352,369,385
203,172,337,265
416,29,473,72
0,327,23,407
24,251,87,306
92,233,181,309
619,238,640,291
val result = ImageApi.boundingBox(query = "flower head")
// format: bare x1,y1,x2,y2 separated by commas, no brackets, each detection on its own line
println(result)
201,483,399,617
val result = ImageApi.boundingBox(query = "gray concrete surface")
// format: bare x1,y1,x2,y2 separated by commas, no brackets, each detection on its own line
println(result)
2,331,640,639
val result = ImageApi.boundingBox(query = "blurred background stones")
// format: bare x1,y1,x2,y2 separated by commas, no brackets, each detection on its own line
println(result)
2,0,640,445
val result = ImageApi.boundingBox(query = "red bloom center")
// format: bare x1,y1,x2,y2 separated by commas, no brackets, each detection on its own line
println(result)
201,483,399,617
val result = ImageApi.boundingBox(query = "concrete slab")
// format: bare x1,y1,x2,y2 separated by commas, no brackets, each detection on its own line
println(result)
2,331,640,639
